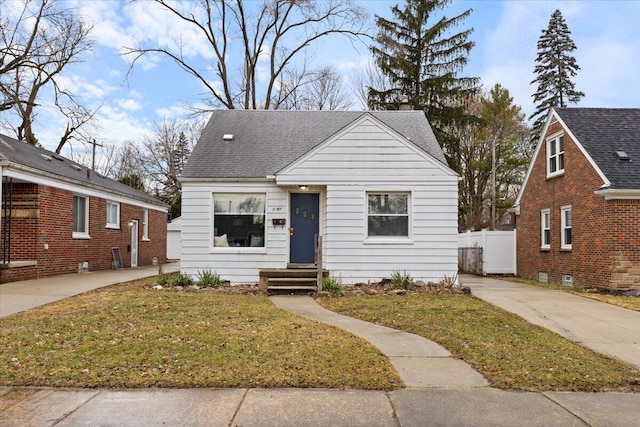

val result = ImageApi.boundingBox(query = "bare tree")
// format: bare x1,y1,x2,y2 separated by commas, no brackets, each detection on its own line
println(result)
0,0,95,152
350,60,391,109
136,119,204,218
273,65,351,110
302,66,351,110
124,0,369,110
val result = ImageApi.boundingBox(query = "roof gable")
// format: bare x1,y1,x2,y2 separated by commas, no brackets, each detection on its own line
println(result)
0,134,165,207
277,113,457,182
515,107,640,208
181,110,448,180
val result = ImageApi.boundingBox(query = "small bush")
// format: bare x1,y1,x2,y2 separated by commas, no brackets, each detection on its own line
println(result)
322,276,344,295
157,274,171,286
197,269,223,288
390,270,413,289
171,272,194,287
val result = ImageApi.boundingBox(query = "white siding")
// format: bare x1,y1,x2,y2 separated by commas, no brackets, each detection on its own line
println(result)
322,183,458,284
181,182,289,283
279,116,459,284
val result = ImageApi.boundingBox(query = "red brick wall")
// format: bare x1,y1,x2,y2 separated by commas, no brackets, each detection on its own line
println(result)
517,120,615,288
1,183,167,284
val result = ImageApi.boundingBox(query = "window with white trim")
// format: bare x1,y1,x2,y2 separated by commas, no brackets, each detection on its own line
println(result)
73,195,90,238
547,134,565,177
213,193,265,248
541,209,550,249
106,201,120,228
367,193,410,237
561,206,572,249
142,209,149,240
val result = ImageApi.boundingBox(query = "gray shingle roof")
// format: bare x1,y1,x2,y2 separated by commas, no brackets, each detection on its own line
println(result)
182,110,447,179
555,108,640,189
0,134,166,207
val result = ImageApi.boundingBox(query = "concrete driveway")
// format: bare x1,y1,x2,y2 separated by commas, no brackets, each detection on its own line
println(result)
460,274,640,370
0,262,180,317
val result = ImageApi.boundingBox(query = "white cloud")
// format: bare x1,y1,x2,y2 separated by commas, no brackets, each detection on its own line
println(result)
118,98,143,111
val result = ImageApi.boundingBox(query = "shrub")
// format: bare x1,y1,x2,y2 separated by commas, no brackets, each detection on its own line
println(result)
390,270,413,289
171,272,194,287
197,269,223,288
157,274,171,286
322,276,344,295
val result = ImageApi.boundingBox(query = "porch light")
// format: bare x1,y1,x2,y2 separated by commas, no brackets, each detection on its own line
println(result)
128,220,134,227
299,185,308,190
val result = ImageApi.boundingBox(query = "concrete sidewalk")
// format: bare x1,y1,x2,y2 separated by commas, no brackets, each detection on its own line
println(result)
2,385,639,426
0,262,180,317
460,274,640,370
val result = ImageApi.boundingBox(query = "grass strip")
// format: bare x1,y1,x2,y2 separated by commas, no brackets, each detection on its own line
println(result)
0,278,402,390
318,293,640,392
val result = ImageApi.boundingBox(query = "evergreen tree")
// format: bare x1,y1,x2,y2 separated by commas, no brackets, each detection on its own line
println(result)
369,0,479,172
530,9,584,140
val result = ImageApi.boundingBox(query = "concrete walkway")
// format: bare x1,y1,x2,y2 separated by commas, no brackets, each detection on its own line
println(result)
1,272,640,425
271,295,488,388
460,274,640,370
0,262,180,317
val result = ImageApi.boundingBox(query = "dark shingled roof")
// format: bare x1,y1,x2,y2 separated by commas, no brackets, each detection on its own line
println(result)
0,134,166,206
182,110,447,179
555,108,640,189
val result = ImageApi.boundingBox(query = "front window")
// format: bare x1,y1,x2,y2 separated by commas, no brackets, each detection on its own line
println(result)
142,209,149,240
106,201,120,228
547,135,565,177
213,193,265,247
367,193,409,237
541,209,550,249
73,195,90,238
561,206,572,249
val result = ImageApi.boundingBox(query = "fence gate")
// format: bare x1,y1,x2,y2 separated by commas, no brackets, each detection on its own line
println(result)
458,247,483,275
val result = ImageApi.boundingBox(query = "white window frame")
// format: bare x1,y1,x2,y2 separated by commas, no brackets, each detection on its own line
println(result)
106,201,120,229
72,194,90,239
541,209,550,250
142,208,149,241
365,191,412,242
211,193,266,251
546,133,565,178
561,205,572,250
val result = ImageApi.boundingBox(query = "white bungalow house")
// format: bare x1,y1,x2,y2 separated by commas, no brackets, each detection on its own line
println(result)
179,110,459,287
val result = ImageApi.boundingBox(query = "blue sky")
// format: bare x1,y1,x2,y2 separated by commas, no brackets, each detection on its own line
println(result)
5,0,640,155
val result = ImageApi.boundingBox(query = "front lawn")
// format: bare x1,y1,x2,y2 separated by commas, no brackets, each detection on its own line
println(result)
318,293,640,392
0,278,402,390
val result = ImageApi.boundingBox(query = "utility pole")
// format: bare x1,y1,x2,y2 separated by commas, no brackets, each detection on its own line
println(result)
90,138,103,171
490,136,496,231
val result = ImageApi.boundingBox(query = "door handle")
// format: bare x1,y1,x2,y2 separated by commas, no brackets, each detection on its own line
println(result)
290,227,294,236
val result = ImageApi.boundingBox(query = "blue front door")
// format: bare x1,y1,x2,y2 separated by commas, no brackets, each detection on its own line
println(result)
290,193,319,264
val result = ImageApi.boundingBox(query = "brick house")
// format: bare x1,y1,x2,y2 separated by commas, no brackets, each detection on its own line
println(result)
513,108,640,290
1,134,168,284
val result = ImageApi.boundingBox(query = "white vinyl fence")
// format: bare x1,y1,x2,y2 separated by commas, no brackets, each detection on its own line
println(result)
458,229,516,275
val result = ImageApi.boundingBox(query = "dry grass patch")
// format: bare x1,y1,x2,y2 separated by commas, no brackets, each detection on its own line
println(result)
0,278,402,390
318,293,640,392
